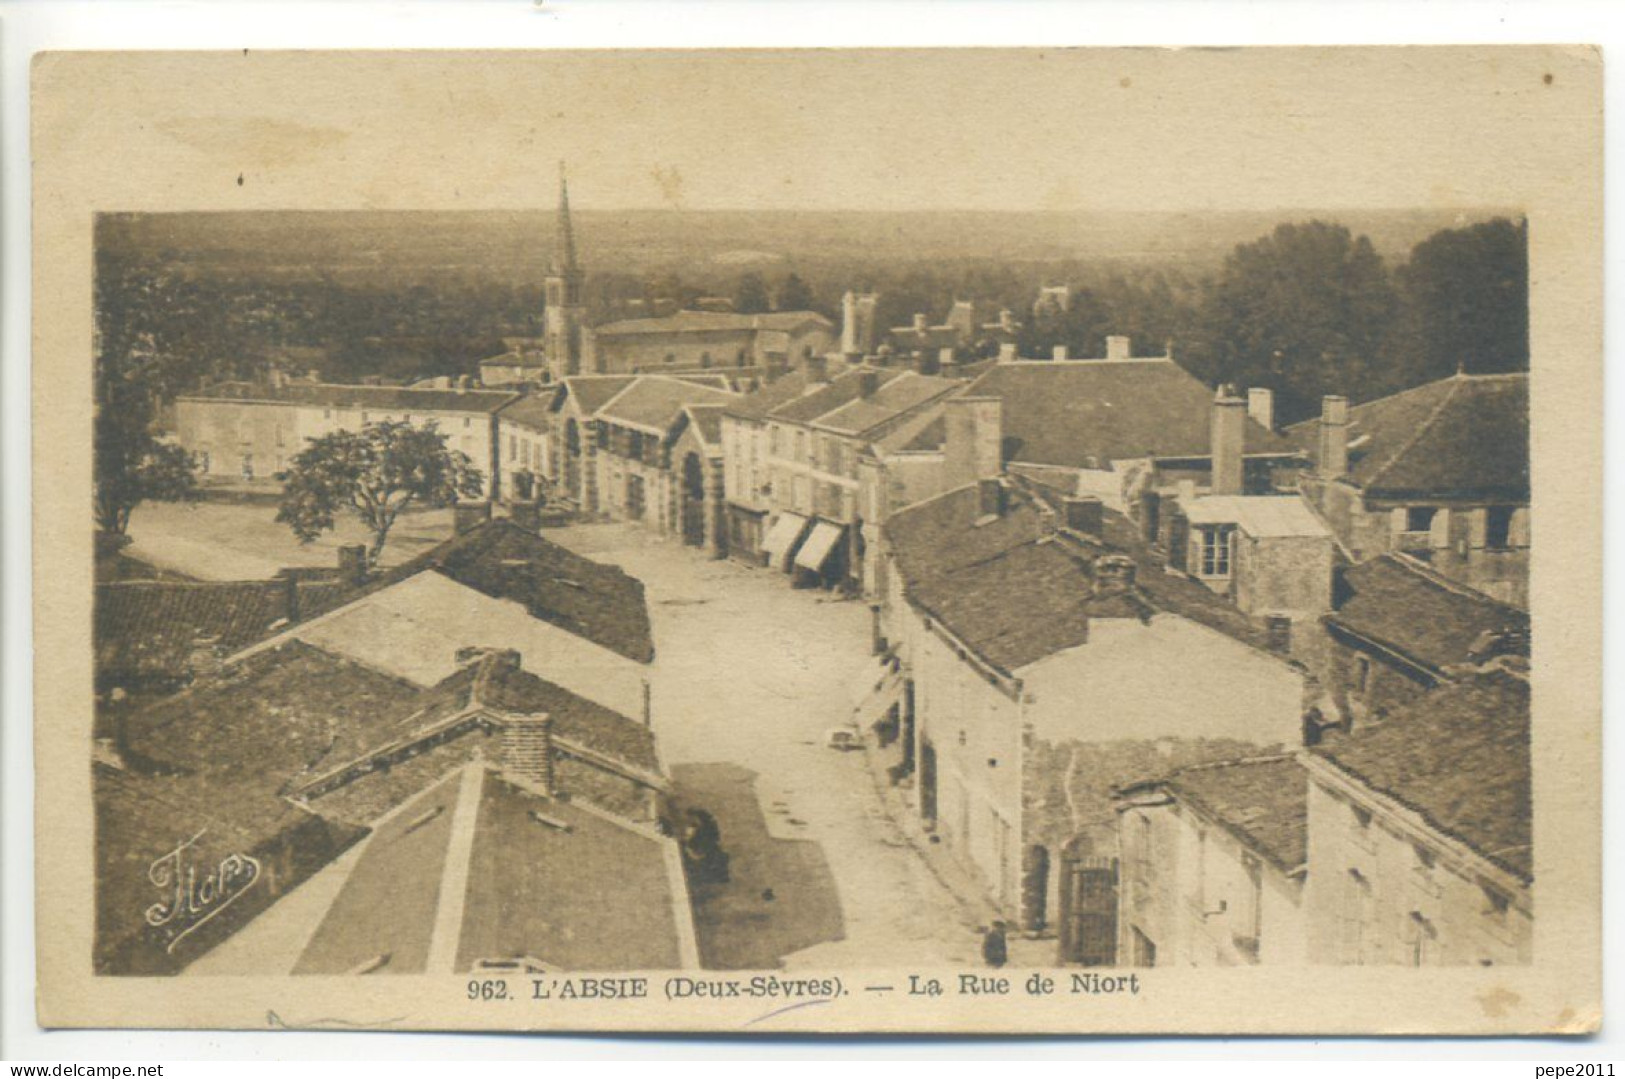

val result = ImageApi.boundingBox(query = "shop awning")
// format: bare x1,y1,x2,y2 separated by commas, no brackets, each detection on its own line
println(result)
794,520,846,573
761,512,811,570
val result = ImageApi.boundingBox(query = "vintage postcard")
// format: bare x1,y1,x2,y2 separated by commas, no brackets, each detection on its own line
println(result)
32,47,1601,1034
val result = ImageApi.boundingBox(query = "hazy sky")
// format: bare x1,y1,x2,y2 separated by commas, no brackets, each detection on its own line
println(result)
37,47,1596,214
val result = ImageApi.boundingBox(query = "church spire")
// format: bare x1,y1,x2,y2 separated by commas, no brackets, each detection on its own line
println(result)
555,161,580,276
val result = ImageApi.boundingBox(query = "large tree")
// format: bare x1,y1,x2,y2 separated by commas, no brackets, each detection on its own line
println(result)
276,421,484,566
94,406,198,535
733,272,771,315
1192,221,1398,423
1391,216,1529,384
775,272,815,313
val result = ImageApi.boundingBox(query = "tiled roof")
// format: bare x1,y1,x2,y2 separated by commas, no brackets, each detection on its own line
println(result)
904,359,1293,468
1158,755,1309,875
1287,372,1529,500
887,480,1276,673
293,767,687,974
95,579,350,685
559,376,636,415
180,380,519,414
594,377,739,434
593,309,831,337
363,520,655,664
1328,555,1529,675
121,639,427,790
1313,670,1531,880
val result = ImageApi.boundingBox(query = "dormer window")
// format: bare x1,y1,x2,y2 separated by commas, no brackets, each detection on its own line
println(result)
1196,524,1235,577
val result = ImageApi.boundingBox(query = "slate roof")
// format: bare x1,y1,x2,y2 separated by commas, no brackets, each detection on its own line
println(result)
1153,755,1309,875
496,392,558,431
1328,555,1529,675
810,372,961,437
885,479,1277,673
360,519,655,664
180,380,519,414
767,367,908,425
558,376,636,415
682,404,726,449
1313,670,1531,881
722,369,816,421
592,309,832,337
292,766,689,974
903,359,1294,468
595,377,739,434
1287,372,1529,500
96,579,351,685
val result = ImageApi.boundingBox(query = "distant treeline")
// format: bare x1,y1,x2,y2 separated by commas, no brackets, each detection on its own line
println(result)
95,214,1527,426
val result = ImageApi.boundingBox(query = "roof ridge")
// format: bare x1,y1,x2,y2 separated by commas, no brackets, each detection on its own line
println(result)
1381,552,1527,613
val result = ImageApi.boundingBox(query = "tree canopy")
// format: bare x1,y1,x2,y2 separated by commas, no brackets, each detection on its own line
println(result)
276,421,485,565
1390,216,1528,384
732,272,771,315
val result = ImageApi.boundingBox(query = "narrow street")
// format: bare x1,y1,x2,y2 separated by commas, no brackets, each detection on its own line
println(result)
549,523,985,968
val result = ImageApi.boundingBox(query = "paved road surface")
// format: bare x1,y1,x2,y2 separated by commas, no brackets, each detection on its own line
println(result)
551,524,983,968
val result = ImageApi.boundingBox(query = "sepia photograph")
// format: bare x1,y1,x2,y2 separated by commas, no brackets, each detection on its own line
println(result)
29,45,1601,1035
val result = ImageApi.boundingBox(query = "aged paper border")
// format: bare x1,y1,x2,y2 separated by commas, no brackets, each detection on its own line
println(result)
31,46,1602,1035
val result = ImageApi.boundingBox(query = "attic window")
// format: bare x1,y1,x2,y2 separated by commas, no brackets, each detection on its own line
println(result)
1405,506,1437,533
1485,506,1515,550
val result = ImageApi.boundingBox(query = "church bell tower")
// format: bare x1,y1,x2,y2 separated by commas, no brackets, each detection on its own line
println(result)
544,164,586,380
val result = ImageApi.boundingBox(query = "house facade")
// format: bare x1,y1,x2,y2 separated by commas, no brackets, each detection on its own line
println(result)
172,377,519,497
583,310,836,375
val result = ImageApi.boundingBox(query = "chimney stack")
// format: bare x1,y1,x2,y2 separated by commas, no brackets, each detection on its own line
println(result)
456,374,470,394
943,396,1004,490
841,291,859,356
998,342,1018,362
1105,335,1131,361
977,477,1006,519
858,369,880,398
805,354,829,385
999,309,1016,332
912,312,929,332
502,713,555,794
1318,395,1350,479
1210,386,1247,496
1092,553,1137,597
1265,614,1293,656
1247,387,1275,432
1063,495,1104,538
1052,344,1070,362
337,543,369,586
454,499,493,535
280,573,300,624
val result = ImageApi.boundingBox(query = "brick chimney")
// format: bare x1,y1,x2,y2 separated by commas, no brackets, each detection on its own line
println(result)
1105,335,1131,361
858,369,880,398
454,499,493,534
1210,386,1246,496
1247,387,1275,432
1052,345,1069,362
1318,395,1350,479
998,342,1018,362
912,312,928,332
943,396,1003,491
337,543,369,586
1063,495,1104,538
501,713,555,794
1092,553,1137,598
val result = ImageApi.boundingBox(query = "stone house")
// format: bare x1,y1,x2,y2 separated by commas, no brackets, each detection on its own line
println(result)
583,310,835,375
1290,372,1530,608
879,475,1312,949
172,378,519,497
1303,669,1531,966
1115,755,1309,967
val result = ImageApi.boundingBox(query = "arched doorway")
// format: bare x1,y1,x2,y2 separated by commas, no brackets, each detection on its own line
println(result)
680,452,706,547
563,418,582,501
